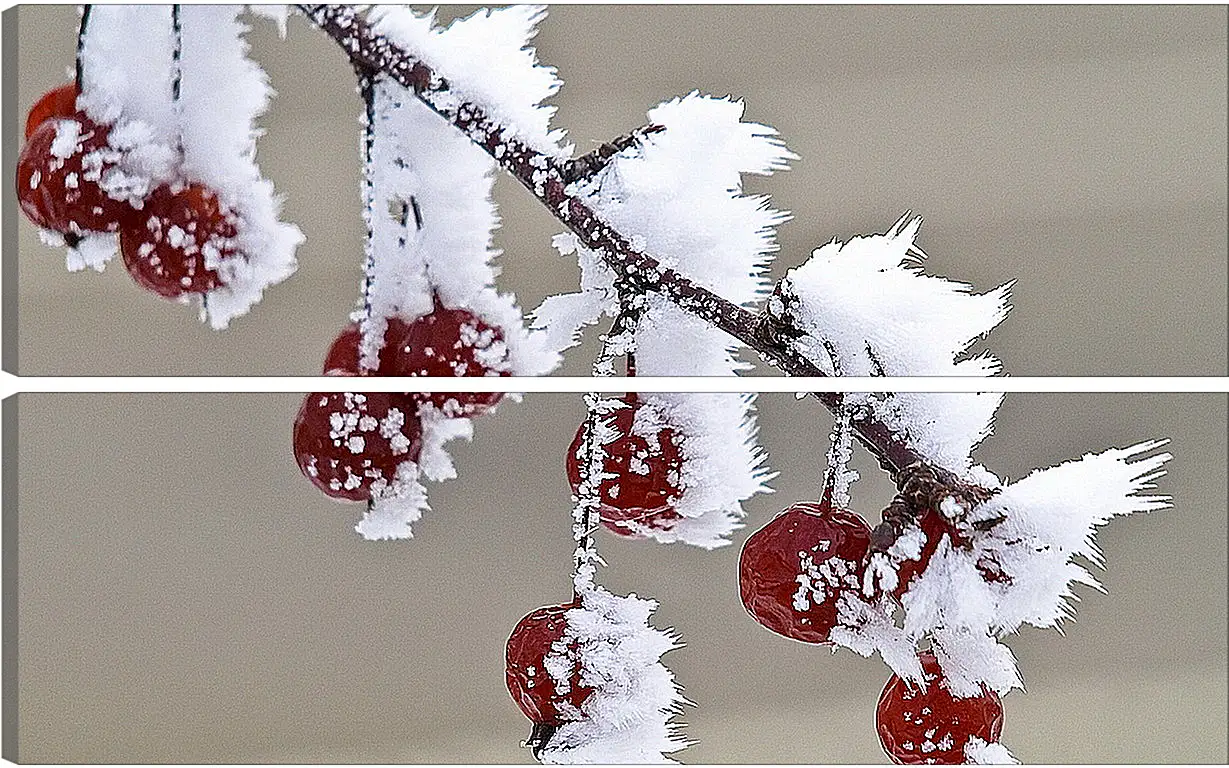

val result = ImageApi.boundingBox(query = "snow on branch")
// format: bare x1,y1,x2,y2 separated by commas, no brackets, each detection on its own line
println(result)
537,92,792,547
775,215,1012,478
298,4,934,482
367,4,568,157
359,43,557,377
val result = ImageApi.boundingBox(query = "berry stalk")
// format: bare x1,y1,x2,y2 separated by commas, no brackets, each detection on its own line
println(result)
570,393,611,597
75,6,91,90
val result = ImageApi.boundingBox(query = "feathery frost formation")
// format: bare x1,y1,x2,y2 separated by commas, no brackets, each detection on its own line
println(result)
778,216,1011,478
368,4,569,157
538,587,688,764
843,441,1171,700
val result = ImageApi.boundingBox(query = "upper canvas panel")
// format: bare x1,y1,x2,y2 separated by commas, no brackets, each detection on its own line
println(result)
9,4,1227,376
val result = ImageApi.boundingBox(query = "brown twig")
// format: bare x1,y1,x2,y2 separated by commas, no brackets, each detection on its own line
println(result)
870,463,1000,553
561,124,666,185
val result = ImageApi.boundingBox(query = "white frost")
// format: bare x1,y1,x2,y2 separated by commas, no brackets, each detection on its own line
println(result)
779,215,1012,477
77,5,300,328
965,736,1019,765
637,392,773,549
355,462,430,541
533,93,792,547
359,68,557,376
415,406,476,483
178,6,301,329
368,5,568,157
62,232,118,273
865,440,1172,695
538,586,689,764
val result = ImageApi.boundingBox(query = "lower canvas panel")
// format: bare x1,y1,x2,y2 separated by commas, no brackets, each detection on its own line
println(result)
5,392,1226,762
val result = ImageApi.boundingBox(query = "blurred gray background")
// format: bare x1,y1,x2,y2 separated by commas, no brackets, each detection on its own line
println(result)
9,392,1228,763
8,5,1228,376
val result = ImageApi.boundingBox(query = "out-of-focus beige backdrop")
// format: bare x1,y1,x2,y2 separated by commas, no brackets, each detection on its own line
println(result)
11,392,1228,763
9,5,1228,376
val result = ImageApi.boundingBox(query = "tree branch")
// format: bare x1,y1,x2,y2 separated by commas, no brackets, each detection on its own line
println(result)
297,5,953,487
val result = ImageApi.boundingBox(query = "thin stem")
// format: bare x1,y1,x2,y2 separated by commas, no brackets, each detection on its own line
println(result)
358,73,376,334
171,5,182,102
75,5,91,90
571,393,611,598
561,124,665,185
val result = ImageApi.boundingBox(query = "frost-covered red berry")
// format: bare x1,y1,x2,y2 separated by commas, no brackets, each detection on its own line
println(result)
893,508,965,600
505,602,594,726
383,301,511,416
877,651,1004,764
565,394,685,538
321,319,413,375
293,391,423,502
25,83,79,140
16,115,133,238
119,182,240,299
739,500,872,644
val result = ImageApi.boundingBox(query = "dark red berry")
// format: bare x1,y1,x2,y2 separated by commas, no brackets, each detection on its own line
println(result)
293,391,423,502
505,602,594,726
16,115,133,237
25,83,79,140
893,509,966,600
321,319,413,376
120,182,239,299
876,651,1004,764
565,394,685,539
383,301,511,417
739,500,872,644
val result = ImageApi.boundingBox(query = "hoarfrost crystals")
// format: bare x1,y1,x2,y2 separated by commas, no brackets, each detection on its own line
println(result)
360,70,556,377
368,5,568,157
965,737,1019,765
538,586,688,764
641,392,772,549
780,215,1011,477
179,6,301,329
355,463,429,541
846,440,1170,697
533,93,793,547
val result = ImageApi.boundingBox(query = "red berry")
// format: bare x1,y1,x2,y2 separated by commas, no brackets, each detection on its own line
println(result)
565,394,685,539
876,652,1004,765
25,83,79,140
16,115,133,237
321,319,413,376
292,391,423,502
120,182,237,299
383,301,511,417
739,500,872,644
893,509,966,601
505,602,594,726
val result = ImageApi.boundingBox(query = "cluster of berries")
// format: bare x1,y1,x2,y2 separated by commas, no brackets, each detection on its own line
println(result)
292,305,510,503
738,498,1003,763
17,83,240,300
512,403,1004,763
